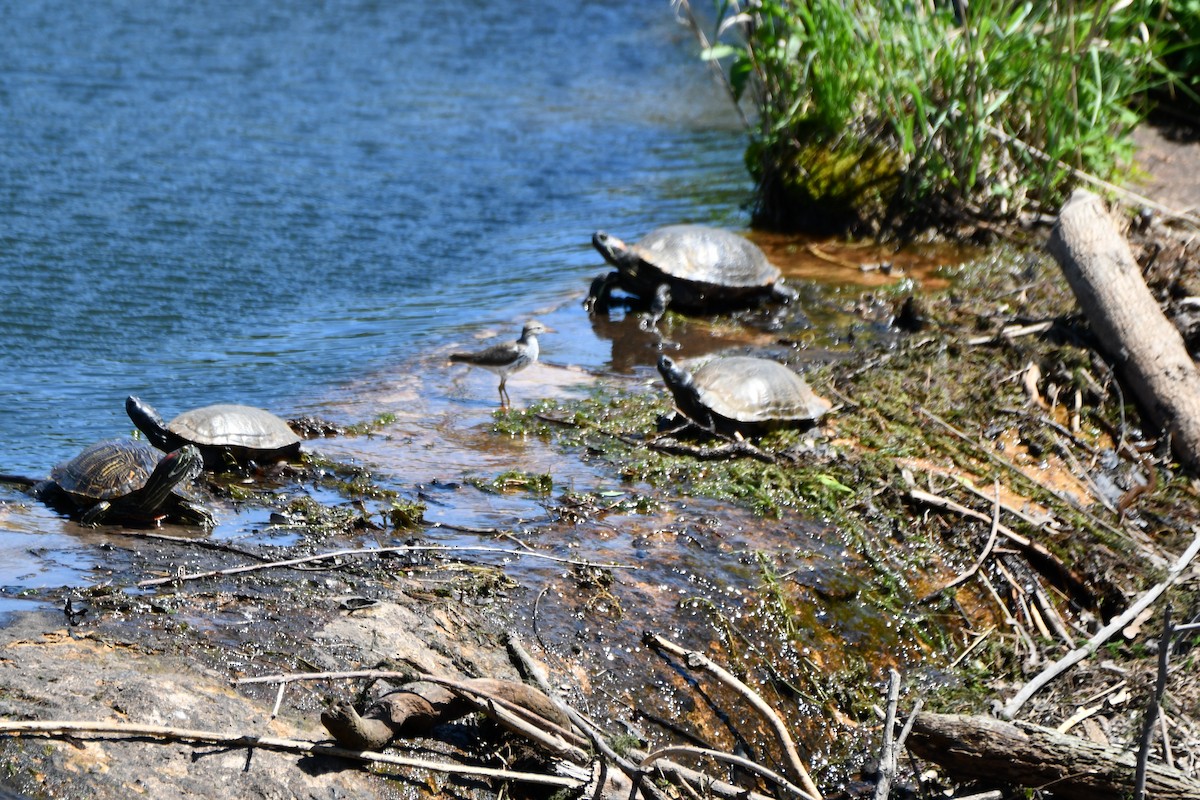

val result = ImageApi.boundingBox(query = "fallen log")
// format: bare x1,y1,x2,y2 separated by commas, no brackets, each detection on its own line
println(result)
907,712,1200,800
1047,189,1200,472
321,677,574,752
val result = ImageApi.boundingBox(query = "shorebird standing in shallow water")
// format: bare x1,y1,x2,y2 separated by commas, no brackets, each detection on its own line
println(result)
449,320,550,409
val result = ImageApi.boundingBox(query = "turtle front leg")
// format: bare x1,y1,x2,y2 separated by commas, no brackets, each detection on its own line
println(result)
640,284,680,350
771,279,798,304
177,500,216,529
80,500,112,527
583,271,620,314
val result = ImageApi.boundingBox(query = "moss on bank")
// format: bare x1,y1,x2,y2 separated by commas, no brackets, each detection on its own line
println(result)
482,240,1200,787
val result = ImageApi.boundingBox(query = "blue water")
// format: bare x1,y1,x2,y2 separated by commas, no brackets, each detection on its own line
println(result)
0,0,750,475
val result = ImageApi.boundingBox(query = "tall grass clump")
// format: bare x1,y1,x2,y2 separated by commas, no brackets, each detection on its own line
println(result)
1160,0,1200,100
697,0,1178,236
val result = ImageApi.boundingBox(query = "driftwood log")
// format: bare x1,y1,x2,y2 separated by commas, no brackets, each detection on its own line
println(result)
321,678,572,751
908,712,1200,800
1047,189,1200,471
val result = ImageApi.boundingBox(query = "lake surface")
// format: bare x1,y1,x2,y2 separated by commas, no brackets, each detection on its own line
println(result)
0,1,777,596
0,0,750,474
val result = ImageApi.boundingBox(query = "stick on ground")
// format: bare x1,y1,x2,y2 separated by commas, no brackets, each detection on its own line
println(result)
1001,527,1200,719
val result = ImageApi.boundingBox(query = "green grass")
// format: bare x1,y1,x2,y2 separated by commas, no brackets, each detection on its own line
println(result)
699,0,1183,235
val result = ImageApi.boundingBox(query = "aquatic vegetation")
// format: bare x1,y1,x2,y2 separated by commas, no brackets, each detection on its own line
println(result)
695,0,1181,234
466,470,553,496
384,500,425,530
341,412,398,436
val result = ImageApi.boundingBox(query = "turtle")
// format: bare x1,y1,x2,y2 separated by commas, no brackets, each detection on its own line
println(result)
126,396,302,470
585,224,797,314
0,439,214,527
657,355,831,437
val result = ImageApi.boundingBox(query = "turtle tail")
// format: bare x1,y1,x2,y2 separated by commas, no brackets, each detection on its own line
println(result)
0,474,38,489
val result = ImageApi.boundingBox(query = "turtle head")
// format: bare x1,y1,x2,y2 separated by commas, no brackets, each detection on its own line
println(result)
592,231,630,267
125,396,176,452
657,356,694,394
159,444,204,485
140,444,204,515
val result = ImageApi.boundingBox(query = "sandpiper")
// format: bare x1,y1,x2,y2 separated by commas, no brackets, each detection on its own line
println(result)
449,320,550,409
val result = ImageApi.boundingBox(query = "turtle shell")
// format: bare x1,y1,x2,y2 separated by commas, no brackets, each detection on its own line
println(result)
168,404,301,451
41,439,211,527
661,356,830,433
51,439,168,501
611,225,786,311
631,225,781,287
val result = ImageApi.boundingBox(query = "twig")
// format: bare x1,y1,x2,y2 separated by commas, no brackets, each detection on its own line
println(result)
236,668,412,686
950,626,997,668
994,556,1051,641
1056,704,1104,734
966,320,1055,346
907,487,1094,609
1135,606,1173,800
416,674,592,761
1159,712,1175,770
640,745,815,800
894,696,923,752
269,682,286,720
560,702,672,800
106,530,272,560
873,669,901,800
137,544,637,588
647,435,783,464
1002,527,1200,719
979,572,1039,665
916,406,1167,568
919,481,1003,602
644,632,823,800
1025,567,1075,647
505,633,556,697
0,719,579,788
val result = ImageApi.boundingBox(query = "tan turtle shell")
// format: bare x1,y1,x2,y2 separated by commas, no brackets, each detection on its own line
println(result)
659,355,830,434
169,404,300,450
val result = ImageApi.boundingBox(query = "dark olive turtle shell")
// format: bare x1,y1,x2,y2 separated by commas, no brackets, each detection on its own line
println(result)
51,438,169,500
42,439,212,527
630,225,781,287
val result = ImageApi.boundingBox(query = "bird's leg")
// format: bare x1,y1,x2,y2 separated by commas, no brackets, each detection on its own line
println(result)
498,378,509,410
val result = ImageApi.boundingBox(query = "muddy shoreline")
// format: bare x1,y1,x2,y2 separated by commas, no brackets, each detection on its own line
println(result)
1,122,1199,799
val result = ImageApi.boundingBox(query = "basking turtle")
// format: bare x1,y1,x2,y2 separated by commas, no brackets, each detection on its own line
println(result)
585,225,796,314
126,396,302,469
0,439,214,527
657,355,830,437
